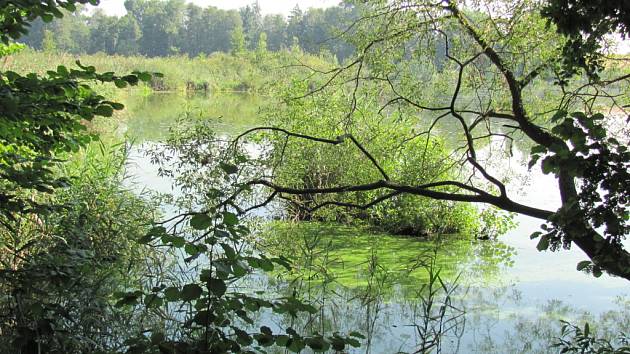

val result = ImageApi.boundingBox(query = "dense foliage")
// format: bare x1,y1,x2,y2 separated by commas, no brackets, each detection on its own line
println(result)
216,0,630,279
264,80,488,236
18,0,356,61
553,321,630,353
0,145,161,353
542,0,630,79
5,48,336,93
1,0,629,352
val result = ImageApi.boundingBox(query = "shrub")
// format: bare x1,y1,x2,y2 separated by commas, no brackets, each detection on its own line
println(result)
0,144,161,353
264,80,485,236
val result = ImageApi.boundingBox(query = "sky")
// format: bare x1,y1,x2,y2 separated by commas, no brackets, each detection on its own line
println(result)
93,0,340,17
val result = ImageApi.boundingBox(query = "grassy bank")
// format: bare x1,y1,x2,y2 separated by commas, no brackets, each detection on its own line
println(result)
4,48,335,95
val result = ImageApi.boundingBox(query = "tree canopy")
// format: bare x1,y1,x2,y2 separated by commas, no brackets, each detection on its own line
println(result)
201,0,630,280
542,0,630,79
18,0,357,61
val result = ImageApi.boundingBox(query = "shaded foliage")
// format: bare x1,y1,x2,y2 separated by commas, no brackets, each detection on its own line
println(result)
0,145,161,353
542,0,630,80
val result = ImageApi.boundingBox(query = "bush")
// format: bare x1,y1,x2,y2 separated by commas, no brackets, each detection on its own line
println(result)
264,80,484,236
0,143,161,353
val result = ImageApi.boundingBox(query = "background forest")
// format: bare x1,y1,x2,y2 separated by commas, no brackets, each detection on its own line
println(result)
18,0,356,61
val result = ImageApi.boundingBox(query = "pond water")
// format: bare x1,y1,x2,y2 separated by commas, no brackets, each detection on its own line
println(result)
120,92,628,353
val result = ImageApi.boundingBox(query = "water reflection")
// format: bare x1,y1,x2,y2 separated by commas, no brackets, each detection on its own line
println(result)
119,92,267,141
122,92,629,353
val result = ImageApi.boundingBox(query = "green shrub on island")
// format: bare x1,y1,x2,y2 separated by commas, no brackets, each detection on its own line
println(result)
264,80,505,237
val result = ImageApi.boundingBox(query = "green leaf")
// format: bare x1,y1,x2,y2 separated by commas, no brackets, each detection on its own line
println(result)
330,337,345,351
170,236,185,248
139,226,167,244
136,72,152,82
94,105,114,117
150,331,165,345
541,157,556,175
592,126,606,139
528,155,540,169
306,337,330,352
530,145,547,154
232,260,248,277
536,235,550,251
272,256,292,270
144,294,163,308
123,75,139,85
255,333,275,347
219,162,238,174
220,243,236,260
276,335,290,347
185,243,201,256
235,328,253,346
207,278,227,297
223,212,238,226
349,331,366,339
258,257,274,271
57,65,69,76
583,322,590,336
180,284,203,301
590,113,604,121
110,102,124,110
346,338,361,347
551,110,567,122
190,213,212,230
114,291,143,307
163,287,180,301
287,338,306,352
576,260,591,271
114,79,128,88
193,310,215,325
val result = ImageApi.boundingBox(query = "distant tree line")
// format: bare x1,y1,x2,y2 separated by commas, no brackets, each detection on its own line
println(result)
18,0,357,61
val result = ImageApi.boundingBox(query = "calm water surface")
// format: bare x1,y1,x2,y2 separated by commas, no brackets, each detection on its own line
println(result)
121,92,628,353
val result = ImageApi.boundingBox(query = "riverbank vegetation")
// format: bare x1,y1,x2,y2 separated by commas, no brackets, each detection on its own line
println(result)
5,48,335,94
0,142,161,352
264,81,490,236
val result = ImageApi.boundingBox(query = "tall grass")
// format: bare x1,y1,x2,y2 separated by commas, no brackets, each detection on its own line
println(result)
5,48,336,95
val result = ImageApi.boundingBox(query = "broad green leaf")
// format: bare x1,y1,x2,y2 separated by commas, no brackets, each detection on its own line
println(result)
219,162,238,174
190,213,212,230
349,331,366,339
223,212,238,226
306,337,330,352
94,105,114,117
114,79,128,88
207,278,227,297
180,284,203,301
536,235,550,251
164,287,180,302
220,242,236,260
136,72,152,82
